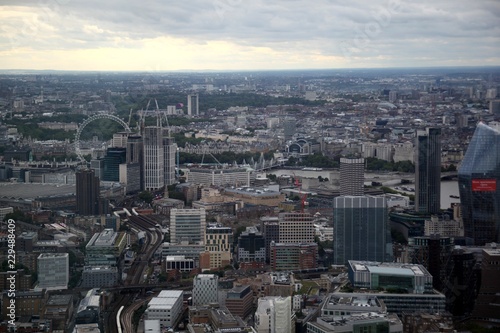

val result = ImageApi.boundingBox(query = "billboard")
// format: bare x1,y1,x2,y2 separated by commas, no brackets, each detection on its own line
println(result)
472,179,497,192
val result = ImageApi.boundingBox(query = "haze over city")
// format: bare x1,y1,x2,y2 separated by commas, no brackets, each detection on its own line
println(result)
1,0,500,71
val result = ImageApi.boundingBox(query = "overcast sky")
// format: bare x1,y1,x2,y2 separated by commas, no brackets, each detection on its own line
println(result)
1,0,499,71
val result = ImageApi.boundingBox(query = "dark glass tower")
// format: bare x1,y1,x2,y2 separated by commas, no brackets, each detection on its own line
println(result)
102,147,126,182
333,196,391,265
458,122,500,245
76,169,100,216
415,128,442,214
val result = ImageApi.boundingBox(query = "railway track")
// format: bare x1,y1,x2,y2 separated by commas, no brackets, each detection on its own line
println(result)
107,215,165,332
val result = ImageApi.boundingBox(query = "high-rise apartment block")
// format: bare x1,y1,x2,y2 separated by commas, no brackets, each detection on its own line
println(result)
415,127,441,214
143,126,164,191
283,117,296,141
339,157,365,196
187,93,199,116
170,208,206,244
163,134,177,186
333,196,391,265
459,122,500,245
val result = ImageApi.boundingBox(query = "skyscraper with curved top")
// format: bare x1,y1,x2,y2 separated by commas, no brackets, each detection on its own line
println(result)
459,122,500,245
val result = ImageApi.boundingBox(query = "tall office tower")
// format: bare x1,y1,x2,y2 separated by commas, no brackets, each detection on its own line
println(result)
192,274,218,306
339,157,365,196
143,126,164,191
333,196,391,265
170,208,206,244
283,117,296,141
415,127,441,214
255,296,292,333
126,135,143,193
163,132,177,186
278,212,314,244
76,169,101,216
37,253,69,290
102,147,126,182
187,93,199,116
458,122,500,245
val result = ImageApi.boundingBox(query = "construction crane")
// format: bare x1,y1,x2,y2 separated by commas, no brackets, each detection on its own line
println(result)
292,172,308,213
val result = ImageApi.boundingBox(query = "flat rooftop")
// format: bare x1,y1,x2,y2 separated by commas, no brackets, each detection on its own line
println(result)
0,183,75,200
350,260,429,277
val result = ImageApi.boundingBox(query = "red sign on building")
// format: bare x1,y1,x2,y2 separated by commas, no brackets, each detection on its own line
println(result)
472,179,497,192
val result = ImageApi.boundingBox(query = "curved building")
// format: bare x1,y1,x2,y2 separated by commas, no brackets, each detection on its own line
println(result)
458,122,500,245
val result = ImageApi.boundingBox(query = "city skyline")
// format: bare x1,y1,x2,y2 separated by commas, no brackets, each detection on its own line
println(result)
1,0,499,71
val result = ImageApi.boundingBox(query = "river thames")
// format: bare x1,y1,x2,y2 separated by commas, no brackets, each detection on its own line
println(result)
264,168,460,210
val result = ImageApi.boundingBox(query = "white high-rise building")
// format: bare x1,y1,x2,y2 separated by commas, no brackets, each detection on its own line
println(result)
37,253,69,290
187,94,199,116
143,126,164,191
192,274,218,306
170,208,206,244
163,133,177,186
255,296,292,333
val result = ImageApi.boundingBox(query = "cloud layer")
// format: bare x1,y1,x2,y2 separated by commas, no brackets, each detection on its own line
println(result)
1,0,499,70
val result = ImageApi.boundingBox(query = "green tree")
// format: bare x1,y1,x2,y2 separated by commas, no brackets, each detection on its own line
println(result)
138,191,153,204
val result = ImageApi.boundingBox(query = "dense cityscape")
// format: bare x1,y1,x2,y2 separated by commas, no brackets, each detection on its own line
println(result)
0,66,499,333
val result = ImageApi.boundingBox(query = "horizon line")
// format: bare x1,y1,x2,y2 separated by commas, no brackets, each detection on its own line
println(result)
1,65,500,74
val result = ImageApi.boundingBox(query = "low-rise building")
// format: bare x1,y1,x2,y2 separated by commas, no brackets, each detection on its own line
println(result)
146,290,184,329
307,313,403,333
348,261,433,294
192,274,219,306
225,285,253,319
80,265,118,288
270,242,318,271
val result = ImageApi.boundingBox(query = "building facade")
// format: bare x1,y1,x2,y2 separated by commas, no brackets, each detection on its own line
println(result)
339,157,364,196
270,242,318,271
192,274,219,306
238,227,266,263
255,296,293,333
163,135,177,186
458,122,500,245
146,290,184,328
143,126,164,191
76,169,101,216
170,208,206,244
187,93,199,116
37,253,69,290
415,127,441,214
278,212,315,244
333,196,391,265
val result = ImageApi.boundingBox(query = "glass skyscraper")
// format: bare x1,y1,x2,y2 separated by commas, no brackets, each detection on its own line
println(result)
415,127,442,214
459,122,500,245
333,196,392,265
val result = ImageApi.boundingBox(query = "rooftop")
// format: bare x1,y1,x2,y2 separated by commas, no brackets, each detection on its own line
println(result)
349,260,430,277
0,183,75,200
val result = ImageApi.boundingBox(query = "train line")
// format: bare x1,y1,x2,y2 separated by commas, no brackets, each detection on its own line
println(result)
107,214,165,332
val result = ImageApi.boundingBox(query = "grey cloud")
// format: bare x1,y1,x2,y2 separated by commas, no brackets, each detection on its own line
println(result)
0,0,499,67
